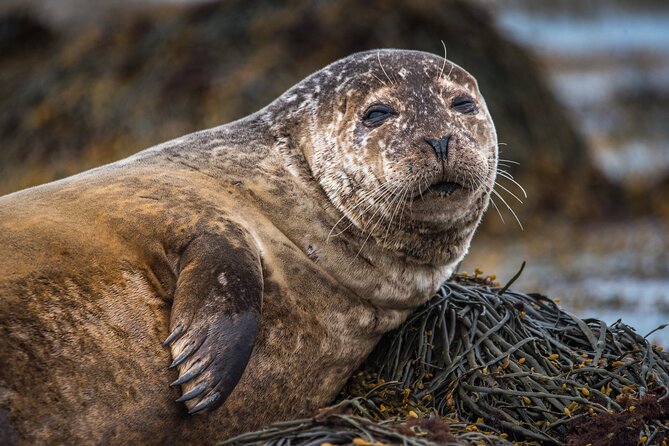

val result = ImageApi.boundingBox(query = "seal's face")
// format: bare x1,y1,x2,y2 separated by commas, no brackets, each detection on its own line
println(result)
302,50,497,264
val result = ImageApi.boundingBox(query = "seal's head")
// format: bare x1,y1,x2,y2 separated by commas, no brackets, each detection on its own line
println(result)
278,49,497,266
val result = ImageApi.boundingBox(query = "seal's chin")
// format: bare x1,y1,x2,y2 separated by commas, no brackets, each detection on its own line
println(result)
426,181,462,195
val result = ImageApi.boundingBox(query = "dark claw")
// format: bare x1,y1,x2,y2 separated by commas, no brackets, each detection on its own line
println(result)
175,380,209,403
169,342,196,369
162,325,184,347
171,361,206,387
188,392,221,415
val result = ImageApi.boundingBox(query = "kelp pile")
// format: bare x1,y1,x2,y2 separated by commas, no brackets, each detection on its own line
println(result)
220,269,669,446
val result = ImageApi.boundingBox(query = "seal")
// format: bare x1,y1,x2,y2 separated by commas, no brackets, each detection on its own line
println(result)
0,49,497,445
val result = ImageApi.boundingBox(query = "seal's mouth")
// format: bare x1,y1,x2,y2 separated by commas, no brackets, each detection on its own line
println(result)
426,181,463,195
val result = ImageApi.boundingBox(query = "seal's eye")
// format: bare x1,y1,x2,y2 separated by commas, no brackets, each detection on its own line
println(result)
451,95,478,114
363,104,397,127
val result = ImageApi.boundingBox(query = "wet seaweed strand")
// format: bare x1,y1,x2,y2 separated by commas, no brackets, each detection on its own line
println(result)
221,271,669,446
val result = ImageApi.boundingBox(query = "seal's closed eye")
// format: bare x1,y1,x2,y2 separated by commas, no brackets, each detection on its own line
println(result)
363,104,397,127
451,95,478,114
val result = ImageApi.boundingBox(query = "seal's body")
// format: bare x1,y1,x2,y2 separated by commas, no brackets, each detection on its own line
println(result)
0,50,497,445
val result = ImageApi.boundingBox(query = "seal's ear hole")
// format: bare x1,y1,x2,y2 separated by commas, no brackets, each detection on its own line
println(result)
451,95,478,115
362,104,397,128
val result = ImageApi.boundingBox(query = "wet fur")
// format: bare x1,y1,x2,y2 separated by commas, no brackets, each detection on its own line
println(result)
0,50,497,445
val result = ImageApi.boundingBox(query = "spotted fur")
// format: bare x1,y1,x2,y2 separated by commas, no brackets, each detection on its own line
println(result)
0,49,496,445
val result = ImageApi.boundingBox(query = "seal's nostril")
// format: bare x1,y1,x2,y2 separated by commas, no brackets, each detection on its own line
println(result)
425,138,440,156
440,135,452,160
424,135,452,161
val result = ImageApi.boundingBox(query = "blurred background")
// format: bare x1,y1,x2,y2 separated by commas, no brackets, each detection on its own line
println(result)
1,0,668,343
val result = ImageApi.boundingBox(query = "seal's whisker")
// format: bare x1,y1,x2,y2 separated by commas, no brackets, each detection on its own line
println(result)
396,183,413,235
465,172,477,191
356,186,400,257
496,167,520,182
355,226,376,258
393,180,417,233
492,189,523,230
494,180,524,204
327,181,393,241
496,167,516,177
407,174,426,209
445,62,455,82
392,182,412,230
496,175,527,199
438,40,448,95
408,176,422,211
489,196,506,224
357,183,399,234
380,190,403,244
342,182,396,233
371,73,388,87
496,171,528,198
383,183,410,243
327,186,383,239
416,174,431,201
498,158,520,165
377,52,393,84
463,170,476,191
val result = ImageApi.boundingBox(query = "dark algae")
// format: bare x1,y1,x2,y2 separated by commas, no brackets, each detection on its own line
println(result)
222,272,669,446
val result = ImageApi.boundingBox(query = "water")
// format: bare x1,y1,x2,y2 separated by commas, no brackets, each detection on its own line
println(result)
491,0,669,186
497,11,669,56
463,219,669,347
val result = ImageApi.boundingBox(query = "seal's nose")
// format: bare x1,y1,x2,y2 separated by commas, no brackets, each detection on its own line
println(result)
424,135,452,162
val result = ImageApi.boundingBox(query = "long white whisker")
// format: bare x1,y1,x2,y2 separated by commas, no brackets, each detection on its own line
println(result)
495,180,524,204
438,40,448,90
379,185,403,243
418,174,431,201
492,189,523,230
327,182,393,241
371,73,388,87
445,60,455,82
377,51,393,84
397,182,413,231
356,187,399,258
490,196,505,224
498,158,520,165
383,183,409,243
497,171,528,198
327,186,382,240
358,184,398,234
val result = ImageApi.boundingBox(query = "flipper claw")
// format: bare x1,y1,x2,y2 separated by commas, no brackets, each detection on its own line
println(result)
163,325,184,347
170,361,206,387
188,392,221,415
169,342,196,369
175,381,209,403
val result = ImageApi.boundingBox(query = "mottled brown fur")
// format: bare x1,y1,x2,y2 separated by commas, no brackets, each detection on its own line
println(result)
0,50,497,445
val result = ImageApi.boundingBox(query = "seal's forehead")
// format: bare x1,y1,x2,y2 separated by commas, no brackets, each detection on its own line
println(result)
328,49,479,94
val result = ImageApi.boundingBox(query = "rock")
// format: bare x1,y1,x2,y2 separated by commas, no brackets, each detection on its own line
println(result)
0,0,607,220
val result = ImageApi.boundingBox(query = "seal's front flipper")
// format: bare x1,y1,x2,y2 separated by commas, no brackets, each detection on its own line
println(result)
163,227,263,414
